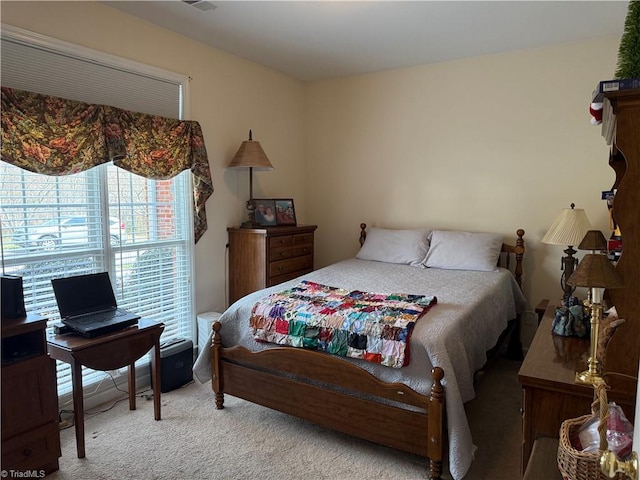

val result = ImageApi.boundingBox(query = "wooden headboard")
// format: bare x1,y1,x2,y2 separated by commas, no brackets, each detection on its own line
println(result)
358,223,525,289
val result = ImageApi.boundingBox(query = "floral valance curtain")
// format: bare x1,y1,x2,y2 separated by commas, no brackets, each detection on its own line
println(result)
0,87,213,242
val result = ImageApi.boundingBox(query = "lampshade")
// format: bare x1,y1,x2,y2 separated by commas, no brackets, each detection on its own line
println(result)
578,230,608,251
542,203,592,246
228,130,274,171
566,253,624,289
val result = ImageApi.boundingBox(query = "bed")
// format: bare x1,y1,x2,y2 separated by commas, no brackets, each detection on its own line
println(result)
193,224,526,480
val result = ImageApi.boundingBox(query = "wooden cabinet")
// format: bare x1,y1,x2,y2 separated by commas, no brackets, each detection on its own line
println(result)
1,314,60,474
228,225,317,304
601,89,640,378
518,301,636,473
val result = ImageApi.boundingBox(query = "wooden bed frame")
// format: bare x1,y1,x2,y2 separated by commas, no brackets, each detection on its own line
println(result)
211,225,525,480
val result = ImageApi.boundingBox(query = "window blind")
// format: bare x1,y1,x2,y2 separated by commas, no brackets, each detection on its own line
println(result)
1,26,183,118
0,25,195,397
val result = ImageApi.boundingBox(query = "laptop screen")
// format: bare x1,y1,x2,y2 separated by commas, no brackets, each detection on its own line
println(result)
52,272,118,318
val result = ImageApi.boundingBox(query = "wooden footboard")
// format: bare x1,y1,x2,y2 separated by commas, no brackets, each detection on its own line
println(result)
211,321,446,480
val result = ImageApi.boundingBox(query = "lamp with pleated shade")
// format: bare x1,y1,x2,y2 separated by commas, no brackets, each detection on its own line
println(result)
542,203,592,302
228,130,274,228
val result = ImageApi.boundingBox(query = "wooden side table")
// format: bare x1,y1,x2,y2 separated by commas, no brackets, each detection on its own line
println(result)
518,301,636,473
47,319,164,458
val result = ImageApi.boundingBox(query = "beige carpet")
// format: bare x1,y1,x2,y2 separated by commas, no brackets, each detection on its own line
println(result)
47,357,523,480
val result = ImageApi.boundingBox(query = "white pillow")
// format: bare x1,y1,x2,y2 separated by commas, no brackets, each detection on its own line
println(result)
356,228,431,266
423,230,503,272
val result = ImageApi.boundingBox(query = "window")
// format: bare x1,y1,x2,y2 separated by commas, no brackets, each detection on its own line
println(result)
0,162,194,396
0,26,195,396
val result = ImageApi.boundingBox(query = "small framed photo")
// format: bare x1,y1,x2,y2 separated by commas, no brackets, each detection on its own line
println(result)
253,199,277,226
275,198,296,226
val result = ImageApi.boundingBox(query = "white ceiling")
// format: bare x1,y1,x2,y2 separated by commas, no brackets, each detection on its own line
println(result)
104,1,630,82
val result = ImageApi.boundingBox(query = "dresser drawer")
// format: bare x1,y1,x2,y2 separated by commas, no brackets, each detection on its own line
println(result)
270,243,314,261
269,235,294,250
270,245,295,261
269,233,313,261
293,244,313,257
269,255,313,279
1,421,60,473
293,233,314,246
269,268,313,287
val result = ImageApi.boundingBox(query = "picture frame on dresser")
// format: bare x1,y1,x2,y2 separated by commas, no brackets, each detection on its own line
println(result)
275,198,296,226
253,199,277,226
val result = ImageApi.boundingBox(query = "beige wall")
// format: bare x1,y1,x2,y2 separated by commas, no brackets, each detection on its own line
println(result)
304,37,620,342
1,1,306,318
2,2,623,345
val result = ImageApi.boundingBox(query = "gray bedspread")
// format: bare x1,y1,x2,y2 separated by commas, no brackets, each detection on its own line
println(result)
193,258,526,480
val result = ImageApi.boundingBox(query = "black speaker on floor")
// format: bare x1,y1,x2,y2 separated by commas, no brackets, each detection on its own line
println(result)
1,275,26,319
151,338,193,393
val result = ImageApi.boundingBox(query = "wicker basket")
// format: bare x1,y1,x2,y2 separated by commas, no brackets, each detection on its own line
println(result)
557,381,626,480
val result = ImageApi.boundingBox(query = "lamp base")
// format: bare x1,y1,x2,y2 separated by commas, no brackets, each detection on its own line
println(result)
240,198,259,228
575,369,604,386
560,246,578,302
240,221,263,229
574,299,605,386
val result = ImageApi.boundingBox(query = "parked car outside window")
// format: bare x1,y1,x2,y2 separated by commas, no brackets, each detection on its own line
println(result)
12,216,125,250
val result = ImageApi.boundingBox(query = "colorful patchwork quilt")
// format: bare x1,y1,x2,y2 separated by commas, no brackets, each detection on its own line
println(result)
249,280,437,368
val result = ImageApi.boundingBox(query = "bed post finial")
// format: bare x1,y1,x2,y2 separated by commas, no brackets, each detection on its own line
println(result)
359,223,367,247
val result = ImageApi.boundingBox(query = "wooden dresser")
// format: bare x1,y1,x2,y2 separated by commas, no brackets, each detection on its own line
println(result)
228,225,317,304
518,301,636,473
1,314,60,474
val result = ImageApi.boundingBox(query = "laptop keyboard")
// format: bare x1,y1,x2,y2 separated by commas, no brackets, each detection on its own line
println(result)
69,310,125,325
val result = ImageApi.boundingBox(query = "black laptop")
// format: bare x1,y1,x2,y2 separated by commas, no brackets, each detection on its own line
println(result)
51,272,140,338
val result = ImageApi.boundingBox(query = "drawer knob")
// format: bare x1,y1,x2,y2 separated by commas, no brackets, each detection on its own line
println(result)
23,448,32,457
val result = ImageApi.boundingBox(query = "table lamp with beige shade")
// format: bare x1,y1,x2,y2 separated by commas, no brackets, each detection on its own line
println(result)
542,203,592,303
